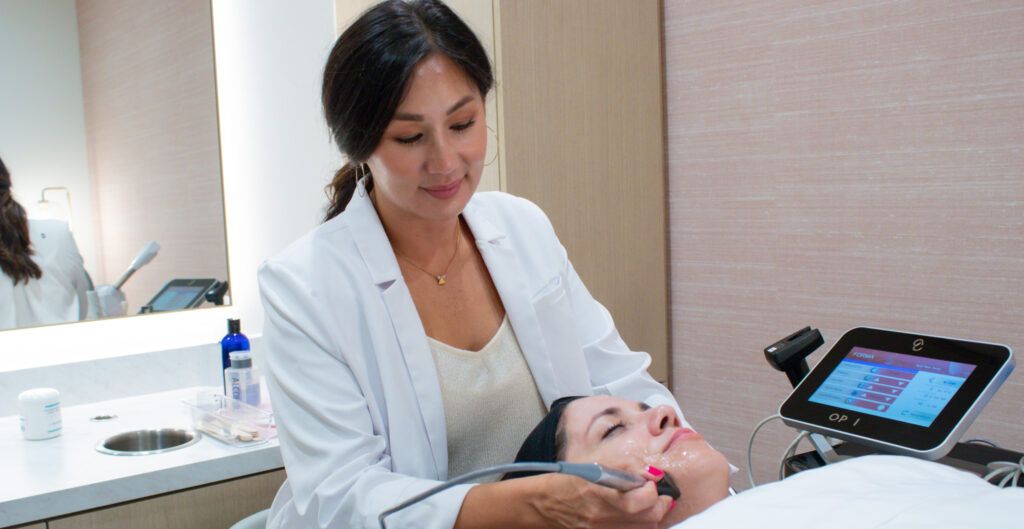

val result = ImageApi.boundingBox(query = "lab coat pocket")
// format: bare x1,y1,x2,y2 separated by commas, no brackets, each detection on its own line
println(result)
530,274,566,305
530,276,591,394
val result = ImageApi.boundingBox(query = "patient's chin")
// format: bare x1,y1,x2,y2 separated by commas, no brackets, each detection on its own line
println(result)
656,448,731,528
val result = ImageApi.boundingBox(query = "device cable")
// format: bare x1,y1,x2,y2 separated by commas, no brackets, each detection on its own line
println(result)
962,438,1022,488
779,430,810,481
746,414,782,489
963,438,1001,449
983,455,1024,489
378,462,661,528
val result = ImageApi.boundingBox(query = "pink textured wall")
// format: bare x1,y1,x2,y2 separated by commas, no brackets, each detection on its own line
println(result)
665,1,1024,487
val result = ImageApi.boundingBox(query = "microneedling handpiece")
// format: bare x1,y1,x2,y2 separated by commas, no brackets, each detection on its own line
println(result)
379,462,682,528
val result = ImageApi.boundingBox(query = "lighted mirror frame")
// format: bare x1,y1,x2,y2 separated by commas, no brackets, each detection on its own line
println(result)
0,1,342,374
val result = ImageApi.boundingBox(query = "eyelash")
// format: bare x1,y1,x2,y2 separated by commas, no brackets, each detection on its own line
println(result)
602,422,625,440
395,119,476,145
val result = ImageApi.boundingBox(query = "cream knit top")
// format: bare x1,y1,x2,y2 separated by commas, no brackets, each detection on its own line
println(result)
428,315,547,481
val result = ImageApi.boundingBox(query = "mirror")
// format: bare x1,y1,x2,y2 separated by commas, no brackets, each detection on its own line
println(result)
0,0,228,331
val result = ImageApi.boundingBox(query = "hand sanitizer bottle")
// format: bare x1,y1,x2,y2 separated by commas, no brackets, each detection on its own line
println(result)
223,351,260,406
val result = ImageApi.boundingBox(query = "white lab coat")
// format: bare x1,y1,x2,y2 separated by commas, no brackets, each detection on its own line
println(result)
258,184,683,529
0,219,89,330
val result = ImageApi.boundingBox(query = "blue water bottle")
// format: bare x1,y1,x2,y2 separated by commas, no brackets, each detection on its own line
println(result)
221,319,250,394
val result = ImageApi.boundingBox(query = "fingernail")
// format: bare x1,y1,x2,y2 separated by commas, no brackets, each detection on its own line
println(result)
669,499,677,511
646,465,664,478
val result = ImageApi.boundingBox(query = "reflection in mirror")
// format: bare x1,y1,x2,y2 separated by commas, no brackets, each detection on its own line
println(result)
0,0,228,331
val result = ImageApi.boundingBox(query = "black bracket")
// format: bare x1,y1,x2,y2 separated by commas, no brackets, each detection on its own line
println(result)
205,280,229,306
764,326,825,388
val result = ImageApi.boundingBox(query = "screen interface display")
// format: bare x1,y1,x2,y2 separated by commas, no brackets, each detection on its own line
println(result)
151,286,205,311
808,347,976,427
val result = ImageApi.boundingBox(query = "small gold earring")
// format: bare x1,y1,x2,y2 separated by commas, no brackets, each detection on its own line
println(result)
356,163,367,197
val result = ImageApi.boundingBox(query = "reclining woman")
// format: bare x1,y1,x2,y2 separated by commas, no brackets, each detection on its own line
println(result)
507,395,1024,529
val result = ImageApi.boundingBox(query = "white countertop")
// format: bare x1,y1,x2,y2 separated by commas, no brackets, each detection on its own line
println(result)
0,387,283,527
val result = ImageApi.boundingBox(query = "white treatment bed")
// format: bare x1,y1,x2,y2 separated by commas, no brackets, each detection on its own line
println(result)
679,455,1024,528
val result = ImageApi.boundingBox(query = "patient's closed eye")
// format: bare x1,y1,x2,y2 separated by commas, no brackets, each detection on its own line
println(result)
602,422,625,440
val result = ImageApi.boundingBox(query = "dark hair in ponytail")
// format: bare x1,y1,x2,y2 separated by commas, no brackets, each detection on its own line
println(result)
322,0,493,221
0,156,42,284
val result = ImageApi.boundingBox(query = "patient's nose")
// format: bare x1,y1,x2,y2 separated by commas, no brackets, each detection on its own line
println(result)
647,405,679,435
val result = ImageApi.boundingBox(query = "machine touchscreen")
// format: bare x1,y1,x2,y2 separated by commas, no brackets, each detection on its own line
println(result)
807,347,976,428
141,278,220,313
781,328,1013,460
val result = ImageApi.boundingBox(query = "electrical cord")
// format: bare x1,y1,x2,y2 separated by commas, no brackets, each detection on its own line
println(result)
377,462,656,528
960,438,1022,488
984,455,1024,489
380,463,558,528
779,431,810,481
747,414,782,489
963,438,1001,449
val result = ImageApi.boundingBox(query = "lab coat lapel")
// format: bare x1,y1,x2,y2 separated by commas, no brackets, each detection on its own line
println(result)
462,201,563,408
345,185,448,479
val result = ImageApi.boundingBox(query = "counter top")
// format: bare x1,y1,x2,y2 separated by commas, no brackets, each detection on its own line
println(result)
0,387,283,527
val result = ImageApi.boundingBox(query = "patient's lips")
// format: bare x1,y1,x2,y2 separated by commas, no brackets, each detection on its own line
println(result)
664,428,701,453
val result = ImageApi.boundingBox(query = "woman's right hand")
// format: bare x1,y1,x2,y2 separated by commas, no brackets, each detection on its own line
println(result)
522,470,675,528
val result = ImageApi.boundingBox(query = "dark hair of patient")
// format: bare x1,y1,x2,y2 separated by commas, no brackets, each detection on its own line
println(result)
321,0,493,221
0,156,42,284
502,396,584,481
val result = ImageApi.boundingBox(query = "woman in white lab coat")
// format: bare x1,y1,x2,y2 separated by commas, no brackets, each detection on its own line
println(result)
258,1,683,527
0,156,89,330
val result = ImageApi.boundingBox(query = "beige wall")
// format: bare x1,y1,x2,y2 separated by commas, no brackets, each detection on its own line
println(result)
498,0,670,383
78,0,227,312
665,1,1024,486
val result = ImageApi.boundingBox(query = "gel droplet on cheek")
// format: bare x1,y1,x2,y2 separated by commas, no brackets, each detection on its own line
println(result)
646,444,711,480
603,437,653,474
616,438,646,458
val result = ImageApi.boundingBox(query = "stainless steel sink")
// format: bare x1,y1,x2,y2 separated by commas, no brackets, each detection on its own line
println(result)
96,428,200,456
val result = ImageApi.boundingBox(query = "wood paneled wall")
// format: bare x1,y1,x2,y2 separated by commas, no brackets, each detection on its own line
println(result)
498,0,670,382
77,0,227,312
665,1,1024,487
48,469,284,529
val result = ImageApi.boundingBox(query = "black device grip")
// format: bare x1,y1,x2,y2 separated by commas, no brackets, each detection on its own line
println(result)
656,473,681,499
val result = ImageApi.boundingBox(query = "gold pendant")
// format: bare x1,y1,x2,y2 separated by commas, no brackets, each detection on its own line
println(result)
436,275,447,286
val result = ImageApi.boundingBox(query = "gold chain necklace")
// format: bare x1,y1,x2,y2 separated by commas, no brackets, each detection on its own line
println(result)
395,223,460,286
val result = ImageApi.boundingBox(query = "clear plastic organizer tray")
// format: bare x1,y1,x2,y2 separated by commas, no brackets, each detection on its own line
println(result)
182,390,276,447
